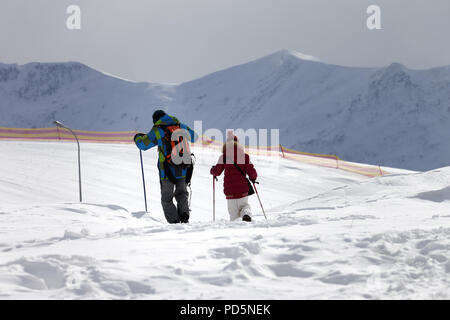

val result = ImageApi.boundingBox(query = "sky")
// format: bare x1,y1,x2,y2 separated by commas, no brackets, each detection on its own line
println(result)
1,0,449,83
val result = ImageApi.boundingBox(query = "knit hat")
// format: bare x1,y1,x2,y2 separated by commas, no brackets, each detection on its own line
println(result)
152,110,166,124
226,131,238,142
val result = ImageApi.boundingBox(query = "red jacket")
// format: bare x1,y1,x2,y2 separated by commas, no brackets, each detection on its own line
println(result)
210,142,258,199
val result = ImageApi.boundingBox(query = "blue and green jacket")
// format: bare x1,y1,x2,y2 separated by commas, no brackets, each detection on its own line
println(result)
135,114,197,180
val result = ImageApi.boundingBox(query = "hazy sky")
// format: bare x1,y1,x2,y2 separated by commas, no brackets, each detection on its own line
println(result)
1,0,449,83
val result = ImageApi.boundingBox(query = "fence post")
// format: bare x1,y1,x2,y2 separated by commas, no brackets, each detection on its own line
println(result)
378,165,383,176
335,155,339,169
279,144,285,158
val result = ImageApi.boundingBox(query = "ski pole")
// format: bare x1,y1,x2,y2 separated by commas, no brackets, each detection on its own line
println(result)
213,176,217,222
139,150,148,213
252,182,267,220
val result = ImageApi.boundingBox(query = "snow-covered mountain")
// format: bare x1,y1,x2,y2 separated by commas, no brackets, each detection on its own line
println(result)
1,50,449,170
0,61,174,130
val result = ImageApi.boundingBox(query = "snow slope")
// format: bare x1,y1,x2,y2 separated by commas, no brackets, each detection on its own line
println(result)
1,51,450,170
0,61,175,131
0,141,449,299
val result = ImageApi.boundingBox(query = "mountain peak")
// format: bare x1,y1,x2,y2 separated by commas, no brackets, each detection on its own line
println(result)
385,62,407,71
271,49,320,62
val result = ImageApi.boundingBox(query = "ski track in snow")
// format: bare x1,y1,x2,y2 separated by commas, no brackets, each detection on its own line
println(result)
0,141,449,299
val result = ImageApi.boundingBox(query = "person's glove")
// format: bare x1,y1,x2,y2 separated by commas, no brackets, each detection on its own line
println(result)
210,166,219,181
134,133,146,143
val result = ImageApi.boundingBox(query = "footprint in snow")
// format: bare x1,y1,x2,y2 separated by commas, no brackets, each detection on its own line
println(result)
268,263,315,278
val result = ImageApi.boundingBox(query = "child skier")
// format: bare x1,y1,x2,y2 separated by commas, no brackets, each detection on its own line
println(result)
210,132,258,222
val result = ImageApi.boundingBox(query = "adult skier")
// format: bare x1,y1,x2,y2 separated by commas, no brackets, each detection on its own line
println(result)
210,132,258,222
134,110,197,224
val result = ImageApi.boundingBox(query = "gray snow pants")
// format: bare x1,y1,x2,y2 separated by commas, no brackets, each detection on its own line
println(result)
160,179,190,224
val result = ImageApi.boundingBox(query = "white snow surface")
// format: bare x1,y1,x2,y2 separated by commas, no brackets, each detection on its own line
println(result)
1,50,450,170
0,141,449,299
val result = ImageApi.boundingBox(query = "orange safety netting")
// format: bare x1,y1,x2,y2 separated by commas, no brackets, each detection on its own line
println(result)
279,145,386,177
0,126,136,143
0,127,386,177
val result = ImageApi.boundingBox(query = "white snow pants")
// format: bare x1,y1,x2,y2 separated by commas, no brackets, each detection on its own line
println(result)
227,196,252,221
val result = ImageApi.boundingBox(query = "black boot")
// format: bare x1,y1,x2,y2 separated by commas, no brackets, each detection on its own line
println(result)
242,215,252,222
180,212,190,223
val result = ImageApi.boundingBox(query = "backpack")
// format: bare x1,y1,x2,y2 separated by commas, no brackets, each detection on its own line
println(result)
231,160,255,196
157,124,194,184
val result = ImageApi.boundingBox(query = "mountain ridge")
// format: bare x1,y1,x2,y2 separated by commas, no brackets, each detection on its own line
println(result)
1,50,449,170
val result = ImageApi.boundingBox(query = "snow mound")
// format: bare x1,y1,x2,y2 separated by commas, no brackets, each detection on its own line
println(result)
415,187,450,203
